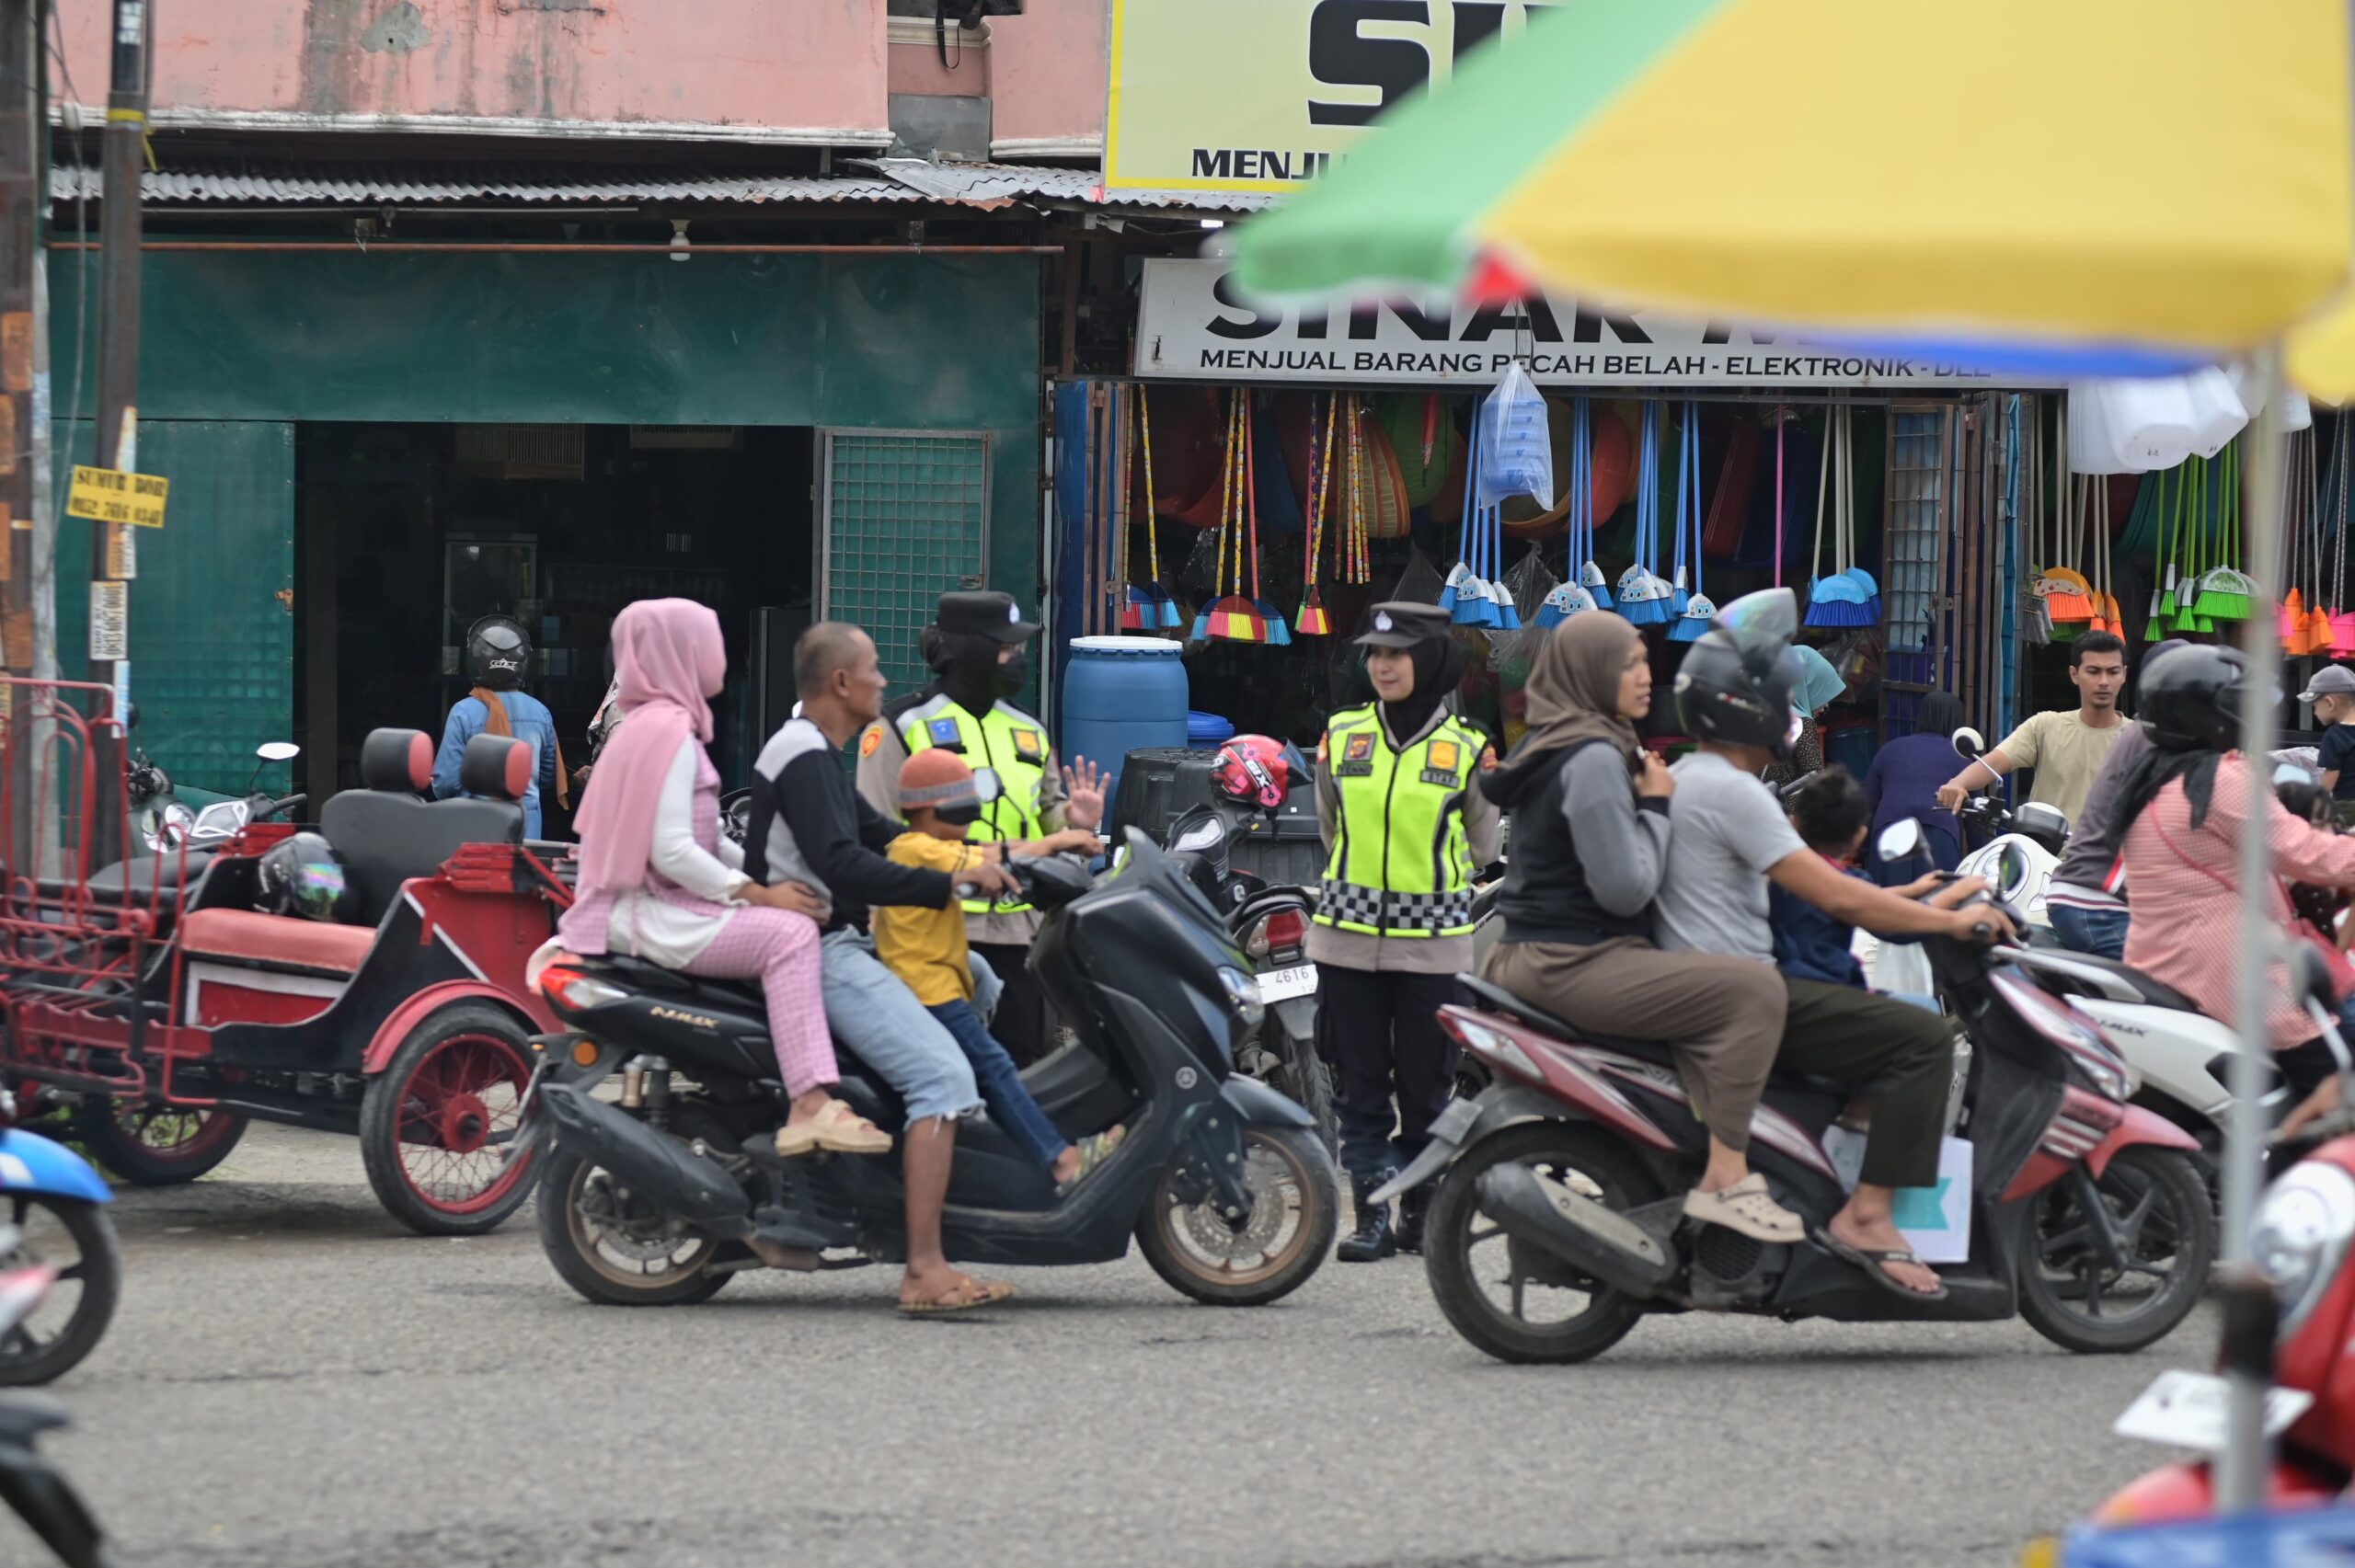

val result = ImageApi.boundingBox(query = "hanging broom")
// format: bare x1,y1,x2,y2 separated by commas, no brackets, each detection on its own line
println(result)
2043,472,2097,626
2145,465,2178,641
2192,441,2257,623
1831,406,1882,622
1618,402,1675,625
1202,392,1268,643
1805,406,1872,628
1239,399,1292,645
1294,394,1337,636
1568,398,1614,610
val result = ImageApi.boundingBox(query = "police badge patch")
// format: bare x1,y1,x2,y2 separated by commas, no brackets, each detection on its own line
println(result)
1337,731,1376,776
1012,728,1044,762
1422,738,1462,786
927,716,964,750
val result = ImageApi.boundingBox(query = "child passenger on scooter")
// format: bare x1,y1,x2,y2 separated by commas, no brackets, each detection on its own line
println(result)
1768,768,1970,1014
875,750,1124,1195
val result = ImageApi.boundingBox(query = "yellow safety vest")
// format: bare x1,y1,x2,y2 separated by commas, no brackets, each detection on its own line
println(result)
1314,704,1480,939
899,694,1051,917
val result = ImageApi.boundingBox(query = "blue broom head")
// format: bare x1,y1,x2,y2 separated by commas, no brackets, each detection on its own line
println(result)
1159,597,1185,630
1809,572,1869,607
1581,559,1615,609
1257,600,1292,646
1438,561,1473,613
1669,566,1692,618
1667,593,1718,643
1494,602,1522,631
1189,605,1212,640
1619,574,1674,626
1805,595,1875,629
1452,575,1495,626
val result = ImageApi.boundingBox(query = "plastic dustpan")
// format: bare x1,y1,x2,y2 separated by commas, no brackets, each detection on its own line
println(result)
1668,593,1717,644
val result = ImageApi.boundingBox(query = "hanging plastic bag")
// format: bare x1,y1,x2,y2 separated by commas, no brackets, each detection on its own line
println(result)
1476,361,1555,511
2084,378,2194,473
2183,366,2249,459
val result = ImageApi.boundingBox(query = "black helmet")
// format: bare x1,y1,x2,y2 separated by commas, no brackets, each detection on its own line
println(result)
256,832,358,923
466,615,531,690
2137,644,2245,752
1674,634,1803,755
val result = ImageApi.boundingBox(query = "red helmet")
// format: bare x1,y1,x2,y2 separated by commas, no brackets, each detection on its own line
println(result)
1212,735,1290,809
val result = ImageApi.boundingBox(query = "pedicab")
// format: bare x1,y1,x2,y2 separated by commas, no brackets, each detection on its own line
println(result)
0,680,574,1235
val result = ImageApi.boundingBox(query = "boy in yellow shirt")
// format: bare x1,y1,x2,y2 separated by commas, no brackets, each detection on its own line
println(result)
876,750,1122,1194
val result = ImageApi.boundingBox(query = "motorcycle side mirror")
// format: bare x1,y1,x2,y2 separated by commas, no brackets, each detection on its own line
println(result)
1952,727,1985,761
1877,819,1925,864
256,741,301,763
970,767,1004,805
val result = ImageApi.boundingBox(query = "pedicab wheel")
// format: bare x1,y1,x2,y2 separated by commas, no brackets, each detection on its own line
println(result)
1137,1126,1337,1307
1423,1123,1655,1366
534,1146,731,1308
2018,1147,2215,1356
359,1004,540,1238
0,1195,121,1386
74,1099,247,1186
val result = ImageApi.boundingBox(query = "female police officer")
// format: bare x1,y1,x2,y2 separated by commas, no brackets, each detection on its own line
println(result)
1313,602,1501,1261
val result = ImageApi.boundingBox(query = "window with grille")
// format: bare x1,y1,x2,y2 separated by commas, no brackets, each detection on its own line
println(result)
818,431,992,698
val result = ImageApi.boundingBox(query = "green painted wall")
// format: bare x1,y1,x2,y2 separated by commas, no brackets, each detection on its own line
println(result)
51,249,1043,592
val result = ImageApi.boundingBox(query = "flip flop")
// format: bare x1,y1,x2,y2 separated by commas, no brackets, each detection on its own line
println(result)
899,1277,1016,1316
1054,1127,1127,1197
1815,1228,1949,1302
774,1099,894,1159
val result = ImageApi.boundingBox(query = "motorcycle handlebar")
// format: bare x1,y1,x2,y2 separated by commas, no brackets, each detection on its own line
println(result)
258,794,306,821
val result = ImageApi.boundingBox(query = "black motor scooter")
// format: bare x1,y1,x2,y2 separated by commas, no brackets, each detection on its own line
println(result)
525,830,1338,1308
1164,800,1336,1154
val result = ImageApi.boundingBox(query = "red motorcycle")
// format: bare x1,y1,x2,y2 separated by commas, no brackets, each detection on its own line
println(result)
0,681,569,1235
1376,820,2216,1362
2090,959,2355,1526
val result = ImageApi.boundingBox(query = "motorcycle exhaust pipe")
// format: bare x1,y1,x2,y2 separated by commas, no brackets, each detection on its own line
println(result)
537,1082,752,1239
1475,1162,1676,1299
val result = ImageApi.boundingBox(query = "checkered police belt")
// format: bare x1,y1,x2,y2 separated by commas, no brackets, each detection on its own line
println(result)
1315,879,1473,934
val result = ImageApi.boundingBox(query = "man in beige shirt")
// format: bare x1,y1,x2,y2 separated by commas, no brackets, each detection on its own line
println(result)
1936,631,2129,827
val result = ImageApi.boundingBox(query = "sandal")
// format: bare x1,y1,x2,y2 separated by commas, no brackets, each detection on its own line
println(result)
899,1276,1016,1316
1054,1127,1126,1197
775,1099,894,1159
1682,1174,1806,1244
1816,1229,1949,1301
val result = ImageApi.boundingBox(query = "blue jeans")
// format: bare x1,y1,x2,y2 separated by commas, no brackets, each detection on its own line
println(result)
818,929,981,1124
927,999,1067,1173
2051,904,2131,962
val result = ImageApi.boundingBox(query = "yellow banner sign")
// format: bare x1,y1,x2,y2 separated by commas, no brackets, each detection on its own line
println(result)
66,465,167,529
1105,0,1556,192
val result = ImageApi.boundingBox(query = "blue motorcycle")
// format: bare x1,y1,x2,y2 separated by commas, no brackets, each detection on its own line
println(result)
0,1091,118,1385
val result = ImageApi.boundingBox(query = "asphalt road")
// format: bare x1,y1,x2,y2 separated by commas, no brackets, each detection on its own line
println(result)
3,1126,2196,1568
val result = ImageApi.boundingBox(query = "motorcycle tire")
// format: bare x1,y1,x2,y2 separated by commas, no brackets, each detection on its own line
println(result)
2017,1148,2214,1356
0,1195,120,1386
74,1098,247,1186
1423,1122,1655,1366
534,1145,733,1309
1279,1032,1339,1159
1137,1126,1338,1307
359,1004,541,1238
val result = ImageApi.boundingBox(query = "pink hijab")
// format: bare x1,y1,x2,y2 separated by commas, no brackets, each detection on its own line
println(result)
573,599,726,894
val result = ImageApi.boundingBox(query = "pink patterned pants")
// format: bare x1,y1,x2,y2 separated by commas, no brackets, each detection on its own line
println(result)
683,908,834,1097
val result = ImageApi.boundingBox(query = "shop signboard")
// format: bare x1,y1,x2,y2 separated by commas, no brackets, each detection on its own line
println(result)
1106,0,1558,192
1135,260,2060,390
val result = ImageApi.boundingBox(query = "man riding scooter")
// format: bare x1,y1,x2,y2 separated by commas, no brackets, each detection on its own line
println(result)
742,621,1022,1314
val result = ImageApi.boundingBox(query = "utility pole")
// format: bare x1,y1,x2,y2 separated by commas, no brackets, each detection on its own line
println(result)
89,0,146,851
0,0,38,869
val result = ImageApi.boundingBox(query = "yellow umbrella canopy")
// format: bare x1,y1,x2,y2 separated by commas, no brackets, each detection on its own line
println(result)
1235,0,2351,372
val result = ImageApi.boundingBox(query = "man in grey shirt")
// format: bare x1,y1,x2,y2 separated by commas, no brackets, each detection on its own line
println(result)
1658,624,2003,1299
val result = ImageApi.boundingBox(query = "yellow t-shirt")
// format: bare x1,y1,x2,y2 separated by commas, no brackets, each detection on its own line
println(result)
875,831,986,1006
1993,709,2129,825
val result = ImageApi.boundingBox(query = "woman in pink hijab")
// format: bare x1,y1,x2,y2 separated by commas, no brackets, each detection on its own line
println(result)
560,599,890,1157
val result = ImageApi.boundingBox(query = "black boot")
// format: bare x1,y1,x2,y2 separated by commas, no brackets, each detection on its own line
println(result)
1338,1173,1396,1263
1394,1185,1431,1255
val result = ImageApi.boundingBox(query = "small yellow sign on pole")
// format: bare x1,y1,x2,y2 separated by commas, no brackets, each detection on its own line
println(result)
65,465,167,529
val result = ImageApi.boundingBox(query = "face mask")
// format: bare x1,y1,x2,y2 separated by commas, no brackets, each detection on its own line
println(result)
936,802,984,829
994,649,1031,697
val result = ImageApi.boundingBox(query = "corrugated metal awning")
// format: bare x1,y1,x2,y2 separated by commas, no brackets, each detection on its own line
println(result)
860,159,1278,215
46,163,927,207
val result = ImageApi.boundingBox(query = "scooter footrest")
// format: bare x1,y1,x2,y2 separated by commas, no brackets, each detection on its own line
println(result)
751,1205,844,1253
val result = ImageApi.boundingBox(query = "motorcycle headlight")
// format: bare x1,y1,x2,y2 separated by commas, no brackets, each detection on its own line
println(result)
146,801,195,851
2254,1162,2355,1330
1217,965,1265,1032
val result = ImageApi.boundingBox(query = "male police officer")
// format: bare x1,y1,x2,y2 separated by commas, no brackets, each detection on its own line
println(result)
856,591,1106,1062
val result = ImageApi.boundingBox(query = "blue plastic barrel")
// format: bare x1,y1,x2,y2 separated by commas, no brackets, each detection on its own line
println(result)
1062,636,1189,798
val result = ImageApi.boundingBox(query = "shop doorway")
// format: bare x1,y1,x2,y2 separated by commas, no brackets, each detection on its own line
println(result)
293,423,816,823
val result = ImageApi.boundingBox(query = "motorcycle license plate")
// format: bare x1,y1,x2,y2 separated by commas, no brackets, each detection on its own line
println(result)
1258,964,1319,1001
2112,1369,2312,1452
